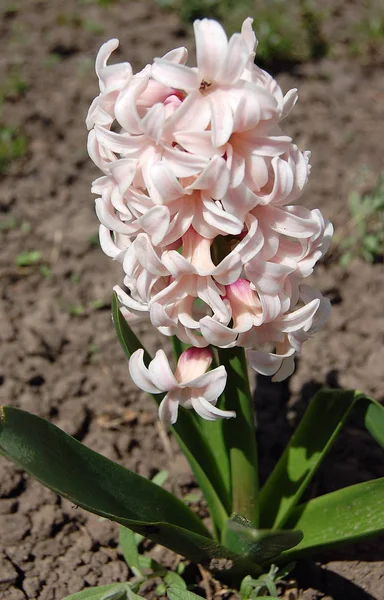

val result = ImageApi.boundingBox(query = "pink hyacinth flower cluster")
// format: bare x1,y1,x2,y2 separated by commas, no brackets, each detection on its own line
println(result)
87,18,333,402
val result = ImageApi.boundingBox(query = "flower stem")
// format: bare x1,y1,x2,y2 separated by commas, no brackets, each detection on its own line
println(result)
218,347,259,526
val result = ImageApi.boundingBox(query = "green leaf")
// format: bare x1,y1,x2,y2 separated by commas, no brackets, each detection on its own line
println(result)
151,470,168,487
222,514,302,562
167,587,203,600
126,589,145,600
63,584,128,600
0,406,230,560
259,390,384,529
164,571,187,589
119,526,141,575
218,347,259,526
0,406,266,576
281,478,384,560
112,293,230,534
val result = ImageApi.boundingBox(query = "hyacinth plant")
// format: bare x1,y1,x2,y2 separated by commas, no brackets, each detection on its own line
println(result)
1,17,384,599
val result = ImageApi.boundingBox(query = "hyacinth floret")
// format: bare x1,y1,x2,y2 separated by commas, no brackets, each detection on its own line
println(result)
87,18,333,423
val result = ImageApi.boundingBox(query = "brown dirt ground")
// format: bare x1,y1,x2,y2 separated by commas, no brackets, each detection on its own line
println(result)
0,1,383,598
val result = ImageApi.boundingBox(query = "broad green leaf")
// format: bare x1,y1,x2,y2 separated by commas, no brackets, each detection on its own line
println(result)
222,514,302,562
112,293,230,533
167,587,204,600
164,571,187,589
0,406,264,575
280,478,384,560
259,390,384,529
126,589,145,600
63,584,128,600
119,526,141,576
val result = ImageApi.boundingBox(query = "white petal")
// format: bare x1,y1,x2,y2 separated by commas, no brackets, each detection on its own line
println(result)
209,89,234,147
95,197,137,235
189,365,227,399
158,393,180,425
246,260,294,295
278,299,320,333
191,397,235,421
149,350,179,391
109,158,137,194
201,195,243,236
187,155,230,199
150,161,185,203
218,33,249,84
99,225,127,259
129,349,163,394
137,205,170,245
194,19,228,82
141,102,165,143
272,355,296,382
114,76,149,134
163,146,209,178
152,59,199,91
162,46,188,64
173,130,216,158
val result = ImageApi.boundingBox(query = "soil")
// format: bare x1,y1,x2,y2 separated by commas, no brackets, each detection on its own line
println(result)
0,1,383,599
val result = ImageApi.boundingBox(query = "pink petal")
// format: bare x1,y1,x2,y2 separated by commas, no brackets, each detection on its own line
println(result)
109,158,137,194
133,234,169,275
272,355,295,382
163,146,209,178
194,19,228,82
201,195,244,236
246,260,294,295
222,182,260,218
137,205,170,245
152,59,199,91
218,33,249,85
95,197,137,235
149,350,179,391
241,18,257,55
114,285,148,312
278,298,320,333
213,252,243,285
199,317,239,347
258,292,283,323
249,135,292,157
281,88,298,119
98,225,127,259
161,250,196,277
191,397,235,421
162,46,188,64
114,76,149,134
161,203,195,245
129,349,163,394
150,161,185,203
235,215,264,263
190,365,227,398
175,347,213,383
95,125,145,155
209,89,234,147
96,39,119,78
158,393,179,425
165,91,211,134
247,351,283,376
258,205,321,238
187,155,230,199
173,130,216,158
141,102,165,143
